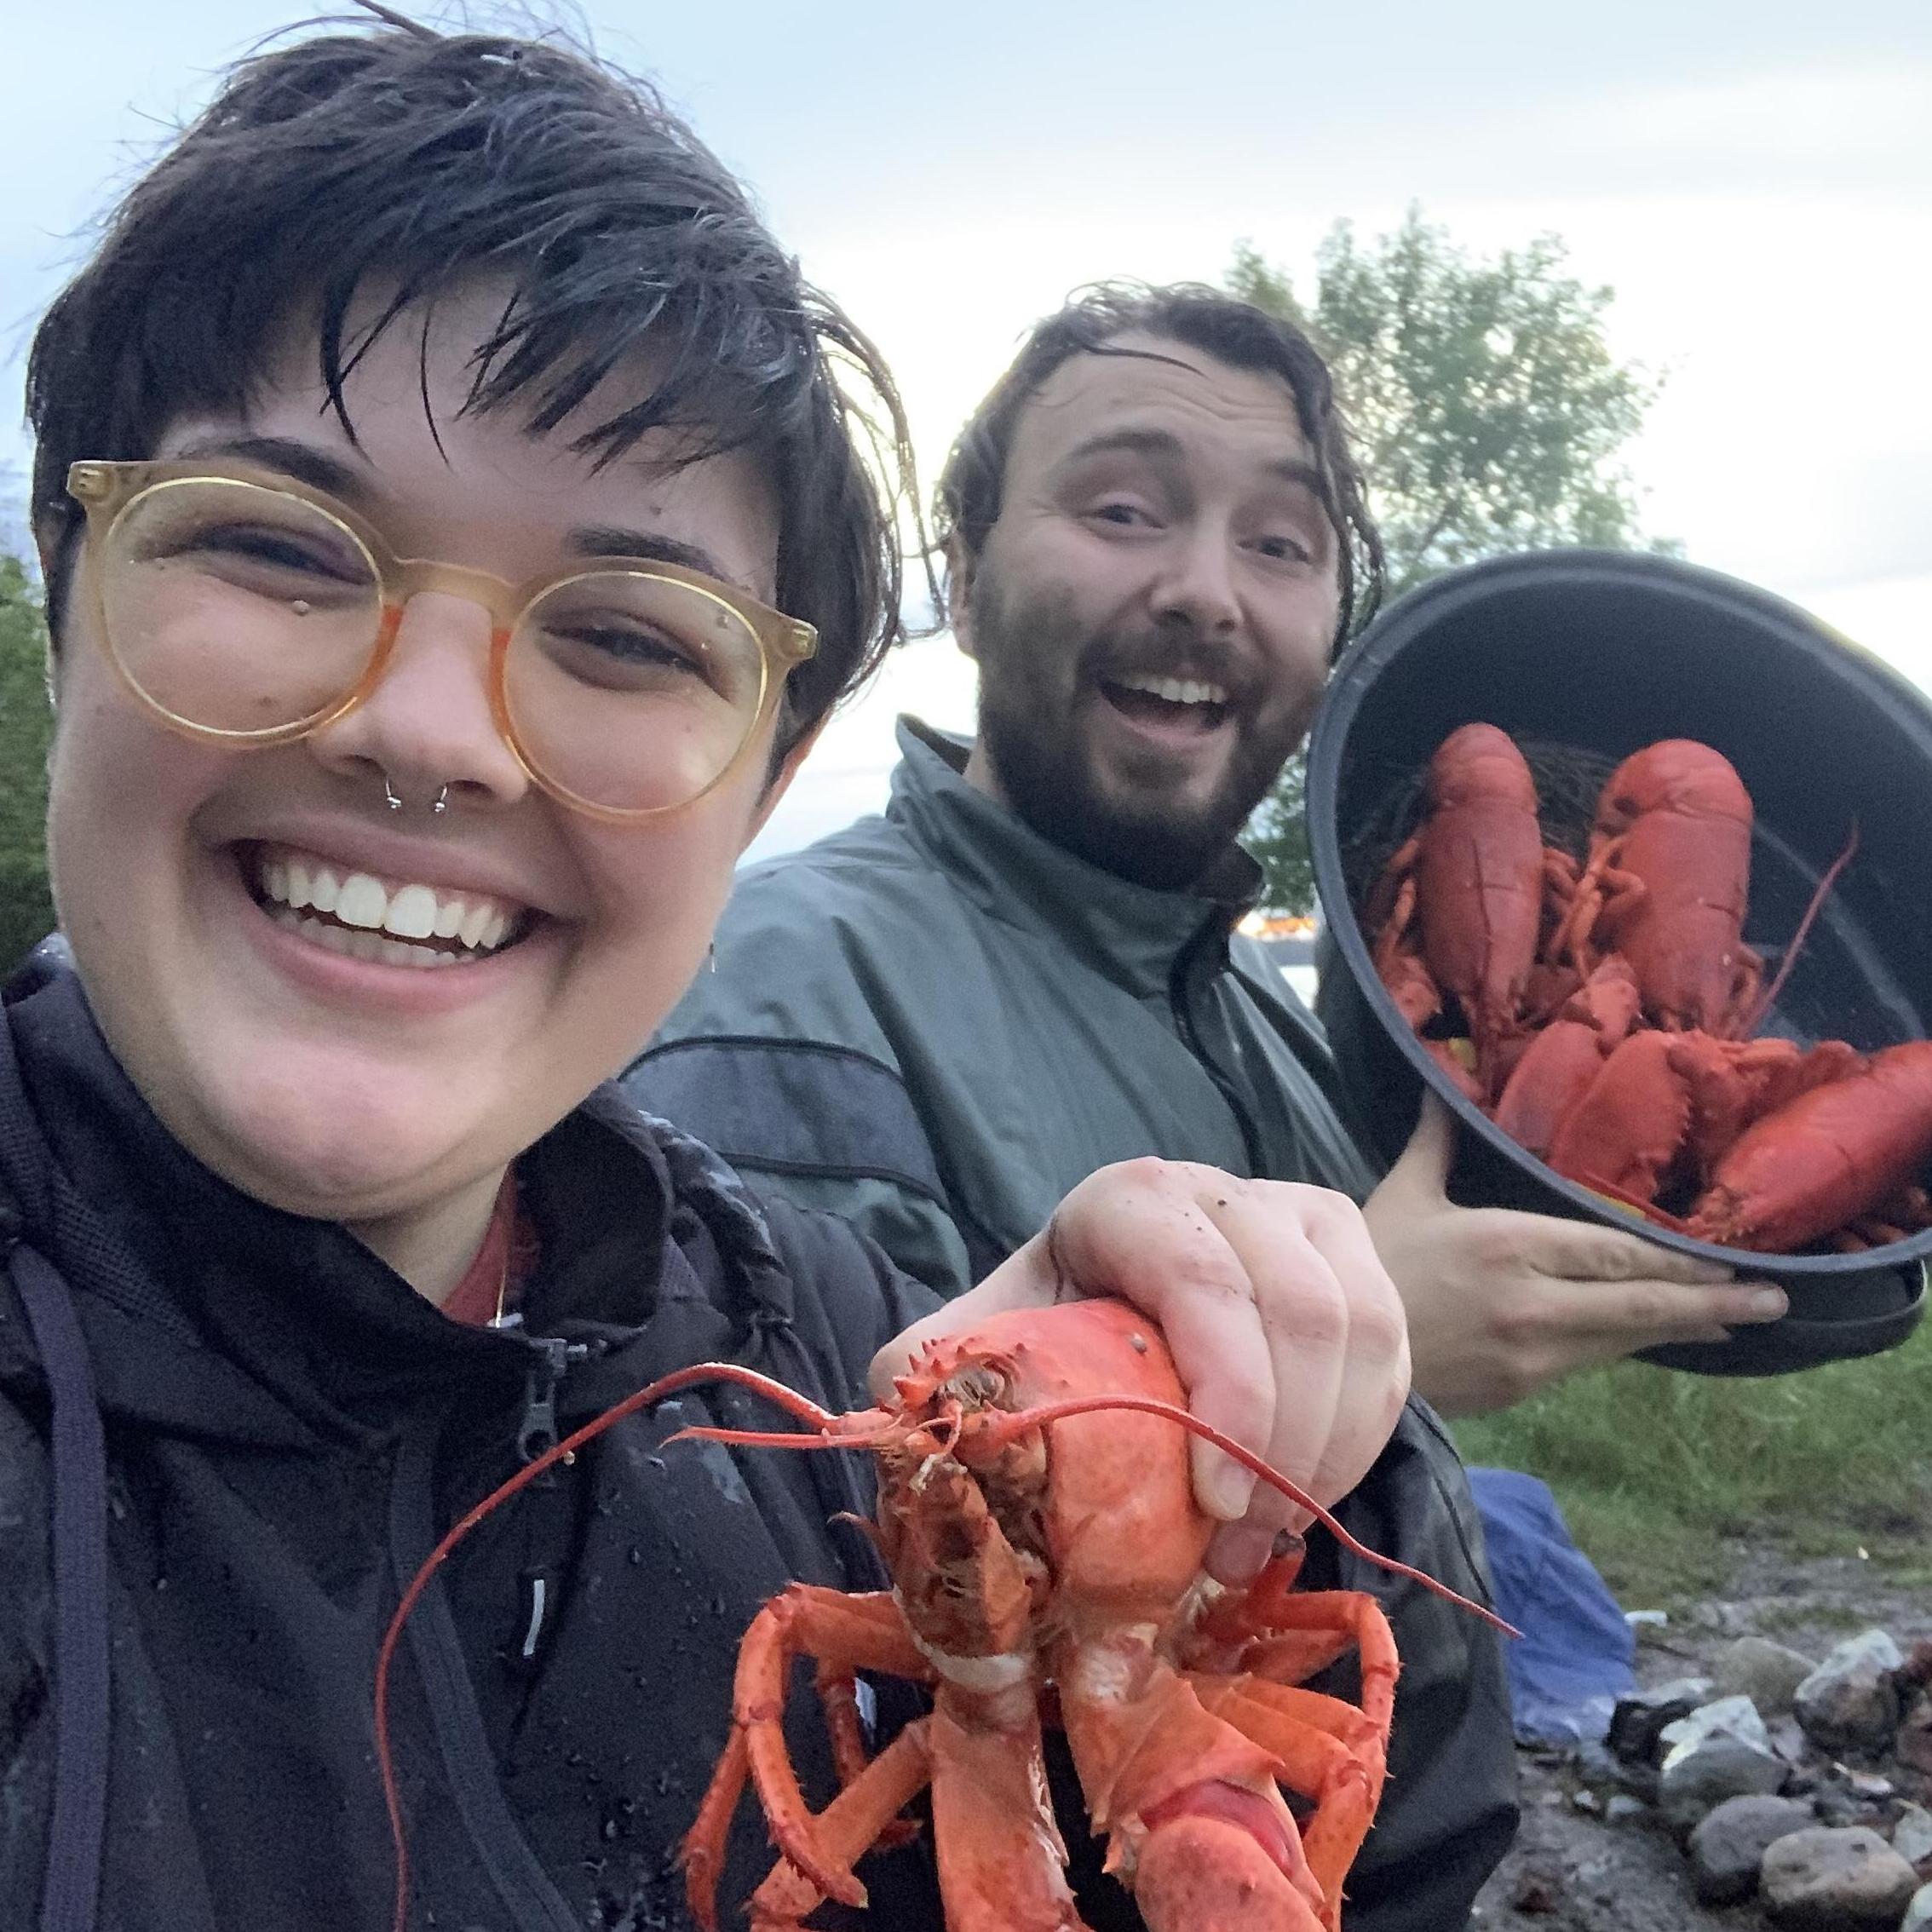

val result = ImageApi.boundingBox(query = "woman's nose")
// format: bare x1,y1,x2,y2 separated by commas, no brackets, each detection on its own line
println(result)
308,589,531,809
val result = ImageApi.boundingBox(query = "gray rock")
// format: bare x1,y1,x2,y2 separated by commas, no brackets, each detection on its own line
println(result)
1794,1630,1906,1756
1609,1677,1714,1765
1901,1883,1932,1932
1651,1674,1718,1705
1686,1793,1815,1905
1605,1794,1650,1825
1660,1694,1773,1765
1711,1636,1820,1718
1895,1803,1932,1871
1768,1713,1814,1765
1657,1733,1788,1835
1760,1826,1920,1930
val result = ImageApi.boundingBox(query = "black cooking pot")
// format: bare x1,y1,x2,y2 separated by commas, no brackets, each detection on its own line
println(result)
1308,549,1929,1376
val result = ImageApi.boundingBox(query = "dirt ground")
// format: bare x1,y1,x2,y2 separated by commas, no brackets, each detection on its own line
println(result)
1469,1544,1932,1931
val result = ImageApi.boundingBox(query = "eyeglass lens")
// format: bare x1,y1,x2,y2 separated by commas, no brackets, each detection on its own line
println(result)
96,477,769,814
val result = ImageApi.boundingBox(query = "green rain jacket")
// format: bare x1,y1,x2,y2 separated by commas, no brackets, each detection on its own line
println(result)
630,718,1518,1932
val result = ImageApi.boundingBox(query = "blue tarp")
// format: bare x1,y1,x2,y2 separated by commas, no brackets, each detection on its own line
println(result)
1469,1466,1636,1746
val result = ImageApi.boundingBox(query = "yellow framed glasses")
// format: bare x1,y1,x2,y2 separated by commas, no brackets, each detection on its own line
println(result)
66,459,819,820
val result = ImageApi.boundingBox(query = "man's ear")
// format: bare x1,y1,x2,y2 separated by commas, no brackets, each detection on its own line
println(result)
945,538,979,662
740,714,829,853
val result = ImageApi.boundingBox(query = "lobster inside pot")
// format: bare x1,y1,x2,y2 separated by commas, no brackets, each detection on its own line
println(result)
1311,547,1932,1367
1361,721,1932,1257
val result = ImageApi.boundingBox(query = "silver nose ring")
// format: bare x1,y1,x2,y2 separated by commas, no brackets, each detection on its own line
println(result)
382,775,451,814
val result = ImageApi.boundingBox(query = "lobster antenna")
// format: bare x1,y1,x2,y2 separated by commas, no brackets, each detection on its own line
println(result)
1741,822,1859,1038
969,1394,1519,1637
685,1392,1518,1637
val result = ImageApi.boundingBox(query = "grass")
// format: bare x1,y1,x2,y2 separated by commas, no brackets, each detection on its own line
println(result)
1453,1316,1932,1607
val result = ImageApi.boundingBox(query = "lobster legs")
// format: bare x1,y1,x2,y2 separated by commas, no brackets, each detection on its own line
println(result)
686,1580,1086,1932
683,1572,1399,1932
683,1584,938,1928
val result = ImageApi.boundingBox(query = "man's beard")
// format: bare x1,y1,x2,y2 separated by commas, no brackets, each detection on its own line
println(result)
969,575,1304,893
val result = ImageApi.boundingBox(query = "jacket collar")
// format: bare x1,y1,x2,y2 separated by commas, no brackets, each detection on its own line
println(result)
883,718,1262,1000
0,943,791,1447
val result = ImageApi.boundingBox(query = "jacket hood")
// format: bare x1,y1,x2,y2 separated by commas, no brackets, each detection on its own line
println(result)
0,941,796,1452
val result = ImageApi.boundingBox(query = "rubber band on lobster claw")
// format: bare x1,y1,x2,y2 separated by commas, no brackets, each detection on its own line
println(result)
373,1353,1518,1932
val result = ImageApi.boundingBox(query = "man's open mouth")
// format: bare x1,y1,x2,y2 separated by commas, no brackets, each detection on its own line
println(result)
1099,671,1233,734
241,843,534,969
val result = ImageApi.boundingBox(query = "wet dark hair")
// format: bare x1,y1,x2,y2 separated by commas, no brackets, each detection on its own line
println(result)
933,282,1383,653
26,14,913,756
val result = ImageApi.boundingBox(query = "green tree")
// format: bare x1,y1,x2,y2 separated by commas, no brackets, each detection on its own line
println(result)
1,556,55,971
1230,209,1670,911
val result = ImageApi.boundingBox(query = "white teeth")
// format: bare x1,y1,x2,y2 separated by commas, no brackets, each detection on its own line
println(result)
1118,673,1228,706
271,911,449,969
384,884,439,940
336,873,388,931
252,845,526,963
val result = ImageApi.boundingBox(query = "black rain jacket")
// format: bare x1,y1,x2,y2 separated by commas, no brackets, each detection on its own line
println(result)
0,947,943,1931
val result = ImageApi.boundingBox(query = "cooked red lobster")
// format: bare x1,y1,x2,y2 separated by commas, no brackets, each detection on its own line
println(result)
1555,739,1761,1035
374,1301,1513,1932
1366,723,1576,1100
1366,725,1930,1254
674,1300,1510,1932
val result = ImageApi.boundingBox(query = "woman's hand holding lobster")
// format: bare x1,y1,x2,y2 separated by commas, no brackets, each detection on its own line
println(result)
871,1158,1412,1588
1366,1094,1789,1418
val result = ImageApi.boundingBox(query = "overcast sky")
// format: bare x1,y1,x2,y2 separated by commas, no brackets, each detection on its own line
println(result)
4,2,1928,856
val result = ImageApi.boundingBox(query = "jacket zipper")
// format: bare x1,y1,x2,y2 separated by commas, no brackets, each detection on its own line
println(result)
1168,917,1266,1177
516,1335,587,1463
383,1337,596,1930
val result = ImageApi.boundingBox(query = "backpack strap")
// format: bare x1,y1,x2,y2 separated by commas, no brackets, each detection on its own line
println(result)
0,1061,110,1932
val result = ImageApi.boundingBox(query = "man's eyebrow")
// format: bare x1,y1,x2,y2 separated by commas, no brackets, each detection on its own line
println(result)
1269,457,1329,496
1058,426,1186,469
569,525,751,595
1057,428,1329,498
172,434,371,503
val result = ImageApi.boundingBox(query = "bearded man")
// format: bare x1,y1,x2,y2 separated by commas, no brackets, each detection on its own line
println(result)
633,285,1779,1929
